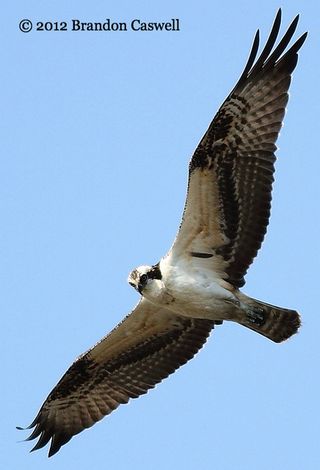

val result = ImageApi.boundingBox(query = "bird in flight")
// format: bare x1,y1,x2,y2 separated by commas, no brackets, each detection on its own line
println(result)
19,10,307,457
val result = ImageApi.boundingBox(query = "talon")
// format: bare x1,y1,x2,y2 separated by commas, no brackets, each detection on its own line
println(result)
246,307,265,326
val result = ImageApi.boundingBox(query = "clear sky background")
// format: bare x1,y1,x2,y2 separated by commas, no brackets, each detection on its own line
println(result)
2,1,319,469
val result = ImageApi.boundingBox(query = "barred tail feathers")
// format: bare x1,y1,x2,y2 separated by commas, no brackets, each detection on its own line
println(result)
238,296,301,343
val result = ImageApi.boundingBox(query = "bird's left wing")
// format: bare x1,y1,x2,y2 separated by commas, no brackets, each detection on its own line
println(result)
21,298,214,457
170,10,307,287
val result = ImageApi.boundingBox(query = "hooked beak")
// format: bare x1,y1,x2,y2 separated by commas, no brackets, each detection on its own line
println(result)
129,281,142,294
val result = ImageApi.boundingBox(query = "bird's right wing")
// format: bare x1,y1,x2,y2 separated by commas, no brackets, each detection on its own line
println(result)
22,298,215,456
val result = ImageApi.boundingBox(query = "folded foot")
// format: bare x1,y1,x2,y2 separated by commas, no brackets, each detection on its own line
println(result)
246,306,265,326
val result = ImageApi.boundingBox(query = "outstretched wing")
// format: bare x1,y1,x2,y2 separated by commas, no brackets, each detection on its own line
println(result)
21,299,215,457
171,10,307,287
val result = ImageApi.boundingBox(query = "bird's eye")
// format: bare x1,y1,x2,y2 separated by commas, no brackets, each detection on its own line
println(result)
140,274,148,284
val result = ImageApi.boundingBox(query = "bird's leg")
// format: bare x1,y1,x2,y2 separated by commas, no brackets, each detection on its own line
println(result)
245,306,265,326
228,297,265,326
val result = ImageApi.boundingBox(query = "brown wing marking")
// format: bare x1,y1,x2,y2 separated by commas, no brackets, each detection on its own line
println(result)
173,10,307,287
22,300,215,457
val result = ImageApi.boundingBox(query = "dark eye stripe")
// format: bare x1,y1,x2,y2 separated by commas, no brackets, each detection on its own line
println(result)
148,263,162,280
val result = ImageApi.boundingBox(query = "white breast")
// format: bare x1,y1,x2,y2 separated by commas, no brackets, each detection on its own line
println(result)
158,252,237,319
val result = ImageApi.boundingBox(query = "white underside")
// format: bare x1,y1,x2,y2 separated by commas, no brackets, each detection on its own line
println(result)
142,252,242,321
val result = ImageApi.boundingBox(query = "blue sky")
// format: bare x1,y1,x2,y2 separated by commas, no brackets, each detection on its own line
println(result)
2,1,319,469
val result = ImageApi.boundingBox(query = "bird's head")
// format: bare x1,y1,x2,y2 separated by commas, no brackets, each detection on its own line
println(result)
128,263,162,295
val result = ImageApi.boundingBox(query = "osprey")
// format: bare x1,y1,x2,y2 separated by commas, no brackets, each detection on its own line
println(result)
20,10,307,457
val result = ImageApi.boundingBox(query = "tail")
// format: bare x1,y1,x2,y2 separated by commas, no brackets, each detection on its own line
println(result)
237,297,301,343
